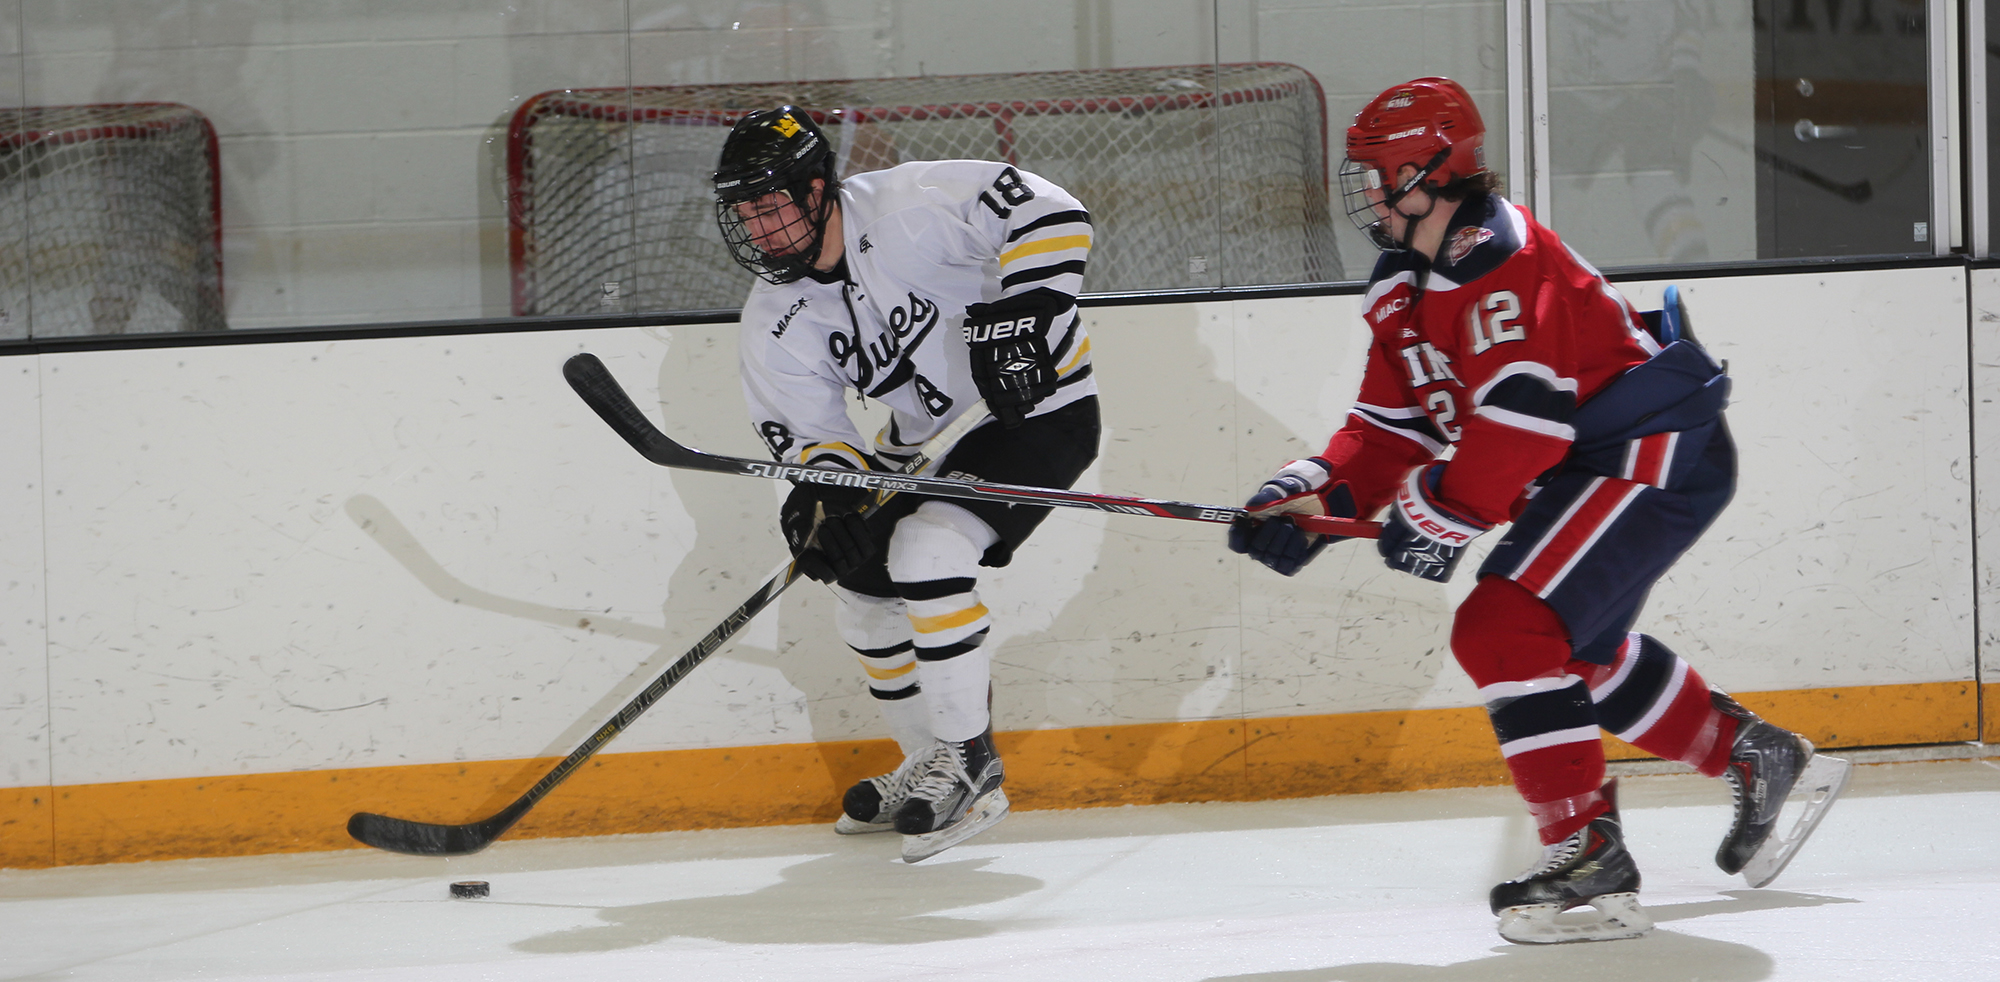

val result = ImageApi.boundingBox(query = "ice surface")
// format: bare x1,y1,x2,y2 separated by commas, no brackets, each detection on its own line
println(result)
3,759,1996,982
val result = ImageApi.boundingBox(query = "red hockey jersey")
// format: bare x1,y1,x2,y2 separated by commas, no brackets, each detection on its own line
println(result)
1322,195,1662,526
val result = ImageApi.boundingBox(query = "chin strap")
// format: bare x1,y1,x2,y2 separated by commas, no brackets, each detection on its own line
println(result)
1380,147,1452,292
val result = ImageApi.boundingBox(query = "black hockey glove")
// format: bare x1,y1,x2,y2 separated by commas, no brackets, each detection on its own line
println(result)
963,288,1069,428
1377,463,1491,583
780,480,878,584
1227,457,1359,577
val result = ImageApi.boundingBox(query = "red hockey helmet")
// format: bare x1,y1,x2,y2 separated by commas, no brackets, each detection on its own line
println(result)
1339,77,1488,249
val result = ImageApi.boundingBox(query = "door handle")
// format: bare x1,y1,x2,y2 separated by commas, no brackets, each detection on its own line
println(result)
1794,119,1858,141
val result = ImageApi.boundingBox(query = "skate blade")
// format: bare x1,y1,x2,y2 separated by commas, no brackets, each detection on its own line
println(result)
1496,893,1652,944
834,814,896,835
901,788,1010,863
1741,753,1852,888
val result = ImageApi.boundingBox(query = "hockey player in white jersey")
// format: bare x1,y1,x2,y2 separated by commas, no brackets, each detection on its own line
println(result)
713,107,1101,862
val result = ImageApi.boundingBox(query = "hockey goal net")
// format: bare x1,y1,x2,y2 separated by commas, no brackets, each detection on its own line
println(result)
506,63,1339,316
0,103,225,337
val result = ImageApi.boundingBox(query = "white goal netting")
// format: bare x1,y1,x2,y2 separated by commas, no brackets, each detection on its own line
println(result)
0,103,225,337
506,64,1340,315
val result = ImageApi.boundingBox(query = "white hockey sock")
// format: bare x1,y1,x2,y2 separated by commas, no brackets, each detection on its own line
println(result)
887,503,999,744
833,586,931,756
873,684,933,758
914,643,993,743
904,591,994,741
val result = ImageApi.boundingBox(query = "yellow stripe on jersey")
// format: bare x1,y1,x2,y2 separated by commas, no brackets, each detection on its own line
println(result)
1057,335,1092,376
861,659,917,680
796,441,867,467
909,603,990,634
998,234,1092,267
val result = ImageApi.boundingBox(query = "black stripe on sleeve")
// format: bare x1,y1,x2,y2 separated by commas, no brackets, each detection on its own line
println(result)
1480,373,1576,422
1356,405,1449,448
1045,310,1081,364
1002,259,1089,291
1055,362,1094,387
1005,209,1092,243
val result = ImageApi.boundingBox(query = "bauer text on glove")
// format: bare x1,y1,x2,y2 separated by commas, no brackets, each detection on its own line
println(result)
962,288,1068,427
1377,463,1491,582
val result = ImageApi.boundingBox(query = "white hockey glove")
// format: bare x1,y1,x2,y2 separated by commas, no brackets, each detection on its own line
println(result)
963,288,1068,428
1377,463,1491,583
1227,457,1360,577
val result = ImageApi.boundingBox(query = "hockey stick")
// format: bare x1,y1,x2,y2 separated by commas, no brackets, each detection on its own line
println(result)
562,352,1380,539
346,560,796,855
346,392,986,856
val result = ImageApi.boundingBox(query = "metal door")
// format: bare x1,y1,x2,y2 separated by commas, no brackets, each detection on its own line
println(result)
1754,0,1931,257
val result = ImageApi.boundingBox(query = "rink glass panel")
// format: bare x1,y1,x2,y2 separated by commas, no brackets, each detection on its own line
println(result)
1544,0,1937,266
1,0,1517,333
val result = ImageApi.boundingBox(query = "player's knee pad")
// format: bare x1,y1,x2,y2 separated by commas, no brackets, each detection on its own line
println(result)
1451,576,1574,687
832,586,917,695
885,502,997,585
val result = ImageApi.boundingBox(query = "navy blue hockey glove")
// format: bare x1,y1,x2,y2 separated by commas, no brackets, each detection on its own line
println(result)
1378,463,1491,583
780,479,877,583
1227,457,1360,577
963,288,1069,428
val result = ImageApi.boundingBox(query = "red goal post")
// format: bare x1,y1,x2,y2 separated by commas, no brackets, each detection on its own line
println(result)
0,102,225,336
505,64,1339,316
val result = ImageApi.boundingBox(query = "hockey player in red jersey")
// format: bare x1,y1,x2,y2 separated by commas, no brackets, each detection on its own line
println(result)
1227,77,1851,943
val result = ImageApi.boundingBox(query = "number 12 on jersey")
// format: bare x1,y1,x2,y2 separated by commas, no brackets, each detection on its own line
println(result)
1469,290,1525,354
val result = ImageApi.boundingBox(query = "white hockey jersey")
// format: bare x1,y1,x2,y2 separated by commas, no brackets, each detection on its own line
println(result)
738,159,1097,470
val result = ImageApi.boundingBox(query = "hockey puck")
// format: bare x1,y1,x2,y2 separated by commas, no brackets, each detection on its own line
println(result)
449,880,490,899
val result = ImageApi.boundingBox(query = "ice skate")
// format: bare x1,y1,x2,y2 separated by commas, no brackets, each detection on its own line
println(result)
894,730,1008,863
1491,781,1652,944
1714,695,1852,887
834,749,927,835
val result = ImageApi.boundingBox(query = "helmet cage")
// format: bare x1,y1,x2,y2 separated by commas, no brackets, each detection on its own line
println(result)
713,107,841,284
1341,77,1486,253
715,182,835,285
1338,147,1452,252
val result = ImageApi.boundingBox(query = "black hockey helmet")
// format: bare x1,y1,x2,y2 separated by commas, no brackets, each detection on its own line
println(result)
714,106,841,284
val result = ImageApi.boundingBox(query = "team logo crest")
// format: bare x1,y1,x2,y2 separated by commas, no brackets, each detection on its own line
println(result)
772,114,802,138
1446,226,1495,264
1385,91,1415,109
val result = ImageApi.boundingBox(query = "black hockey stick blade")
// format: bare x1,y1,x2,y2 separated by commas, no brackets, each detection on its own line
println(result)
347,799,532,857
563,352,1380,539
346,556,807,856
563,352,711,471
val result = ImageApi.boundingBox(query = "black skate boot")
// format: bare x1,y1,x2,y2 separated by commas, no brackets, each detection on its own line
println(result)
835,750,926,835
1713,692,1851,887
1490,780,1651,944
893,729,1008,862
